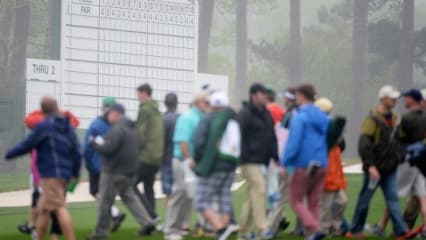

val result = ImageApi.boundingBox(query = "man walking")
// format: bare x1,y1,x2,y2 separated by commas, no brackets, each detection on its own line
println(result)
194,91,239,240
162,93,179,201
87,104,155,239
135,84,165,220
5,97,82,240
281,84,329,240
238,83,278,240
346,85,414,239
83,96,125,232
163,92,210,240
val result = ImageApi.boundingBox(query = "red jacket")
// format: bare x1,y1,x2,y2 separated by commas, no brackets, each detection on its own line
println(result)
267,103,285,126
24,110,80,129
324,146,347,191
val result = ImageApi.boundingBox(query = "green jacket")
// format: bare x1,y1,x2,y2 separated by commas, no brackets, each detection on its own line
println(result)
136,99,164,166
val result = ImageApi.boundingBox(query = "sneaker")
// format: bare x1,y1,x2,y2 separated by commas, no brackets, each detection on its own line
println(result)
305,231,326,240
397,227,423,240
139,224,156,236
85,235,107,240
153,215,161,224
261,230,276,239
217,226,235,240
164,234,183,240
228,224,240,233
345,232,366,239
364,224,384,237
18,223,34,235
279,218,290,231
111,213,126,233
238,233,256,240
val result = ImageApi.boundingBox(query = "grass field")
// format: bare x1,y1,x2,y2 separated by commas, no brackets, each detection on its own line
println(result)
0,175,404,239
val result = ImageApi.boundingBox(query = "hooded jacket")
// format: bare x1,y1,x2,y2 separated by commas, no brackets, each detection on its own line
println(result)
281,104,329,169
92,119,140,175
83,116,111,173
6,116,82,180
137,99,165,166
238,102,278,165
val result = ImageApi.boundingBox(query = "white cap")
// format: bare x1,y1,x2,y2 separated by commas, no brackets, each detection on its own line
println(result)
421,89,426,100
209,91,229,107
378,85,400,99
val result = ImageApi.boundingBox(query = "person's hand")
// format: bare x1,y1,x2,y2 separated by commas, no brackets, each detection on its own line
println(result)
188,158,196,169
368,166,380,180
89,136,95,143
279,166,287,177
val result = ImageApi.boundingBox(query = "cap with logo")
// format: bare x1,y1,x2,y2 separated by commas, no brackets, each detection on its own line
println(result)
209,91,229,107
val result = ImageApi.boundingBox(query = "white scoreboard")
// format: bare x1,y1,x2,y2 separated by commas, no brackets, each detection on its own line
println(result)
61,0,198,128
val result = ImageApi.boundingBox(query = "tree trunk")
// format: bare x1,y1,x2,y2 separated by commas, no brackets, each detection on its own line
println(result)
399,0,415,91
45,0,61,59
236,0,247,94
289,0,301,85
350,0,368,157
0,0,15,85
198,0,214,73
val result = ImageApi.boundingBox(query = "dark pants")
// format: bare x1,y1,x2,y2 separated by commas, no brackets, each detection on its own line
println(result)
350,171,408,236
134,162,159,218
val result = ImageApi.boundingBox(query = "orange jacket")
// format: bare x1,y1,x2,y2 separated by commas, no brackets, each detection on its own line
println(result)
24,110,80,130
267,103,286,126
324,146,347,191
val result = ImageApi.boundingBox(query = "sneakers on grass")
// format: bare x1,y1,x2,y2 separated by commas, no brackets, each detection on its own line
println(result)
111,213,126,233
364,224,385,237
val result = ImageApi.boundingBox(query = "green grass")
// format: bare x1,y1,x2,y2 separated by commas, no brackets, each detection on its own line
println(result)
0,174,403,239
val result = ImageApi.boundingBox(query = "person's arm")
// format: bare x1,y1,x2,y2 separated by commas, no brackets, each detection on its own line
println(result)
268,115,279,163
137,108,149,149
281,114,304,167
70,130,82,179
358,117,381,179
91,126,123,156
83,123,97,172
5,125,46,160
194,116,210,163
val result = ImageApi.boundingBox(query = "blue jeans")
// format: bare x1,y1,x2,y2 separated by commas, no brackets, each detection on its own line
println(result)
350,171,408,236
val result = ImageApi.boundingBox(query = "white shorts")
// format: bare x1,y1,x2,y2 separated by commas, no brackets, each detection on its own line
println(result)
398,162,426,197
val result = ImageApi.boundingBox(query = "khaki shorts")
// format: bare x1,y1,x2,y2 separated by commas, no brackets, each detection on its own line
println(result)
38,179,67,212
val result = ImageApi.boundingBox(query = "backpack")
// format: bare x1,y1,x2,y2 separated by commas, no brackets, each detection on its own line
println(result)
218,119,241,163
371,115,405,173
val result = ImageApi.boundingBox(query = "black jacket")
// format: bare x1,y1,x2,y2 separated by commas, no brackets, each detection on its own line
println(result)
92,118,140,176
238,102,278,165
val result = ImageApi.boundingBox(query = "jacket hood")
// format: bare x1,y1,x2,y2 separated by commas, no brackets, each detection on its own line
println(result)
140,99,160,112
48,115,73,133
299,104,329,134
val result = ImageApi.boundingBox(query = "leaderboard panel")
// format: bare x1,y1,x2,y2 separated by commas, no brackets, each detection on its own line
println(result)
61,0,198,128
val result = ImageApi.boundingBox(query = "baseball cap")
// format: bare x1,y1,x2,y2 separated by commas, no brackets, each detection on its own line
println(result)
421,89,426,100
402,89,424,102
249,83,267,95
209,91,229,107
315,97,334,113
109,103,125,115
102,96,116,108
378,85,400,99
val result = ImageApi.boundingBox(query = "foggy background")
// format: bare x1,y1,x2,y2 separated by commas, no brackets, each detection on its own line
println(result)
1,0,426,186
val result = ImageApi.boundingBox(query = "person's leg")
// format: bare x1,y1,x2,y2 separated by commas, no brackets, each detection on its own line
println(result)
349,172,377,234
36,211,50,240
239,165,254,236
306,169,326,233
404,196,420,229
417,196,426,226
266,173,289,233
161,165,174,204
134,162,158,219
117,174,154,226
55,207,75,240
332,190,348,233
218,172,235,228
164,159,192,236
141,163,159,212
289,169,318,234
381,171,409,237
50,212,62,236
92,173,117,237
320,192,335,234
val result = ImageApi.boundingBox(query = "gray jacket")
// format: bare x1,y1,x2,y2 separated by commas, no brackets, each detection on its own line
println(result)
92,118,140,175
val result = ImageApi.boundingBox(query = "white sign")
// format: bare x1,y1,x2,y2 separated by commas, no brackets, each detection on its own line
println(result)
26,58,61,82
61,0,198,128
25,58,62,115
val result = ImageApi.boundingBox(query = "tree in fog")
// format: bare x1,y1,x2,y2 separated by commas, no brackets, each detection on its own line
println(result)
399,0,415,90
236,0,247,92
198,0,215,73
45,0,61,59
289,0,301,85
351,0,368,155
